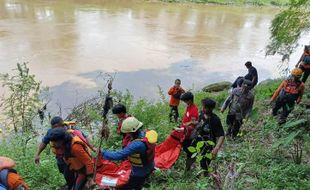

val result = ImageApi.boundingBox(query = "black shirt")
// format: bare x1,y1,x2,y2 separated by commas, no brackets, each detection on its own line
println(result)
247,66,258,86
197,112,225,143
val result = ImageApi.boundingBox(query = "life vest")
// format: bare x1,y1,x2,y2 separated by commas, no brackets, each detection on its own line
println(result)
64,136,92,171
283,80,302,95
128,130,157,167
50,128,88,157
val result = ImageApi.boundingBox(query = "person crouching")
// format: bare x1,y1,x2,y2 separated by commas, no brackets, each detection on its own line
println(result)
102,117,157,190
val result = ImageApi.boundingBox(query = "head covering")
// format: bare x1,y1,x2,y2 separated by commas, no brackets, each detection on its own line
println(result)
180,92,194,101
202,98,216,109
121,117,143,133
50,116,63,126
291,68,303,77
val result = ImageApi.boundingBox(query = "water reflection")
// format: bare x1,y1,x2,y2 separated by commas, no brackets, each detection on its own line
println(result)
0,0,307,115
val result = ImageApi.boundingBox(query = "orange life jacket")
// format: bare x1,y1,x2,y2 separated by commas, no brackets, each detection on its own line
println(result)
50,129,88,157
283,79,302,95
128,137,156,168
64,136,92,171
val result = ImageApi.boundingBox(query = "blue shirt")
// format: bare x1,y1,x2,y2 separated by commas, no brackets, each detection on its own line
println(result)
42,128,53,144
102,133,154,177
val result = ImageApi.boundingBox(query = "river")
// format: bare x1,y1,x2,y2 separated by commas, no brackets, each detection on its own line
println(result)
0,0,307,115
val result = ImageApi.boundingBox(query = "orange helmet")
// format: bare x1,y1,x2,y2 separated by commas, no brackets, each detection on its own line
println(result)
291,68,303,77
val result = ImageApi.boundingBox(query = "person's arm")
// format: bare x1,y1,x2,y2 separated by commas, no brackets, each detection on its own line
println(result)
35,143,47,164
35,131,51,164
71,144,94,176
102,141,145,161
168,87,175,95
271,81,286,102
296,84,305,104
296,53,305,67
221,94,233,112
211,117,225,157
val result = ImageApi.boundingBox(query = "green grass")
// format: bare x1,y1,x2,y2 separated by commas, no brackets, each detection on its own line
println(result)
160,0,290,6
1,79,310,189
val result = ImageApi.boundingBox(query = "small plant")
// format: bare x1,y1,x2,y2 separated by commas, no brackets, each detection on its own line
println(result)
272,119,309,164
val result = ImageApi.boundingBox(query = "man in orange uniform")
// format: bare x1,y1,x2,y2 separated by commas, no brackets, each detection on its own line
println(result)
168,79,185,122
48,128,95,190
271,68,305,124
0,157,30,190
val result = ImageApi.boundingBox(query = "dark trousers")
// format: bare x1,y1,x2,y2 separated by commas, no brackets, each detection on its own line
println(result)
300,67,310,83
57,157,75,190
226,114,243,138
272,97,295,122
118,175,149,190
169,105,179,122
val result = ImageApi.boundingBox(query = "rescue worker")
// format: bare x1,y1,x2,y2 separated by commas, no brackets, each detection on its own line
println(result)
271,68,305,124
295,45,310,83
245,61,258,88
221,80,255,138
34,116,93,190
102,117,157,190
176,92,199,171
168,79,185,122
112,104,132,148
188,99,225,176
0,157,30,190
48,128,95,190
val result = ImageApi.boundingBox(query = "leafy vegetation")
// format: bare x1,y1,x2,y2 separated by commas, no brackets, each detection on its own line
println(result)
0,64,310,189
267,0,310,58
160,0,290,6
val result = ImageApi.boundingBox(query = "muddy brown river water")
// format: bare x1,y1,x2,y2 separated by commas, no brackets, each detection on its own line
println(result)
0,0,308,115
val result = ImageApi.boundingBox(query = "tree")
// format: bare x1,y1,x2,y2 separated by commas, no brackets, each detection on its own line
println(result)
0,63,45,133
267,0,310,59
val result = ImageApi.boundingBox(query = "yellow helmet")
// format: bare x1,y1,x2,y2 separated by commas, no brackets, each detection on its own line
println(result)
121,117,143,133
291,68,303,77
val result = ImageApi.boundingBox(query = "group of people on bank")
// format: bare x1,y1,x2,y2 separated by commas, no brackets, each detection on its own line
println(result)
1,46,309,190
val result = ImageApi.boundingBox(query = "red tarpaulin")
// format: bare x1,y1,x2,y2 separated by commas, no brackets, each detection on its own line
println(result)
95,157,131,188
155,130,184,170
95,130,184,188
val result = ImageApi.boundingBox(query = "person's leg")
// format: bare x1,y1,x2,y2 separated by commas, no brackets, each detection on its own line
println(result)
279,102,294,124
301,68,310,83
63,164,75,190
182,139,195,171
73,173,87,190
226,115,235,137
272,98,284,116
232,119,242,138
174,106,179,122
118,176,147,190
200,156,211,176
169,105,174,122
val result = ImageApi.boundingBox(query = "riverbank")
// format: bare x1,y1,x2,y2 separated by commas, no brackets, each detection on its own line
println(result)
159,0,289,6
1,78,309,189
